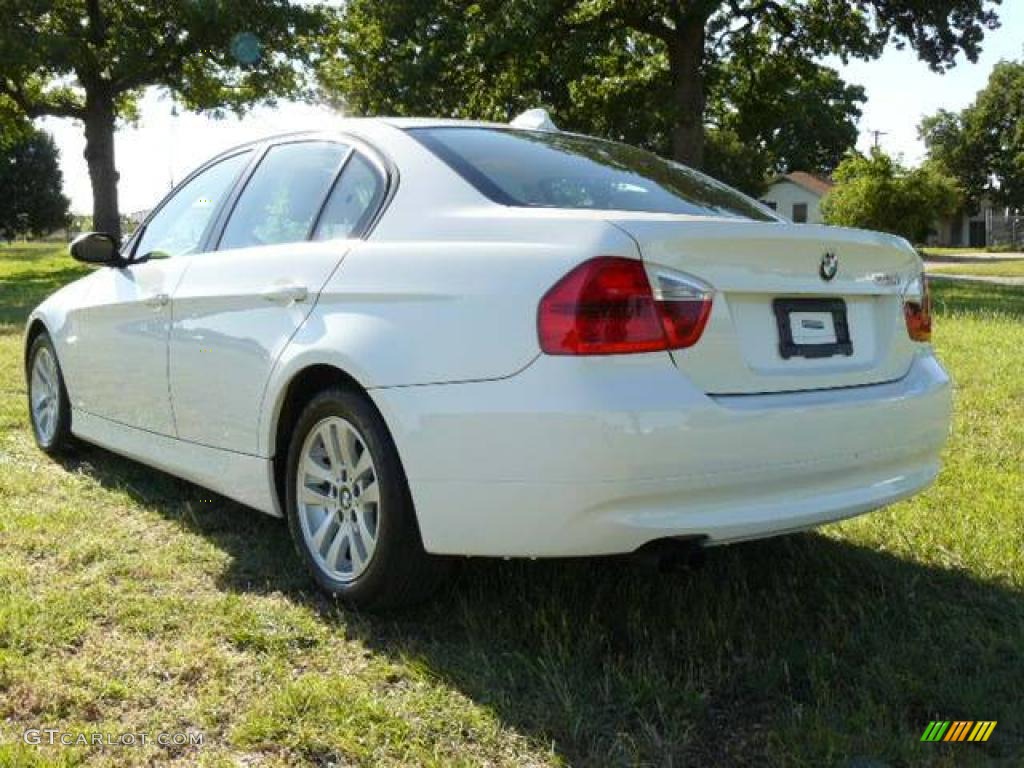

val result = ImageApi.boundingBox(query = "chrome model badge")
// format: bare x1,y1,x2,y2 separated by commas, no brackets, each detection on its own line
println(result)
871,272,900,287
820,251,839,281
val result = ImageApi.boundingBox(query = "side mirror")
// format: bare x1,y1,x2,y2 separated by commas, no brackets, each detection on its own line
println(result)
70,232,123,266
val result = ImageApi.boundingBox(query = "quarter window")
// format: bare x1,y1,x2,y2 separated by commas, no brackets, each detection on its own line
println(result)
314,154,385,240
133,151,251,260
220,141,349,250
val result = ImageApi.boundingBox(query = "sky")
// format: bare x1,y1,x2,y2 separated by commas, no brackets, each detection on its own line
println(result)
40,2,1024,215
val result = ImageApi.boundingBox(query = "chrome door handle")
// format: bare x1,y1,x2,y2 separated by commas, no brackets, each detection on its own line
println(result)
261,284,309,304
144,293,170,308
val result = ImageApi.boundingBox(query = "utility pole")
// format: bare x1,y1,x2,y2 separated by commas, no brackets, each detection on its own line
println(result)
168,102,179,191
868,129,888,149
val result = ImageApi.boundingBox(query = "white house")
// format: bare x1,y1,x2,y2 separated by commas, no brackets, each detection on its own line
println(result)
759,173,1021,248
759,172,835,225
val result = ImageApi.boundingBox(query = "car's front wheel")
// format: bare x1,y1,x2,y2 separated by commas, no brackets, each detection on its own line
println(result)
284,387,448,609
27,332,75,455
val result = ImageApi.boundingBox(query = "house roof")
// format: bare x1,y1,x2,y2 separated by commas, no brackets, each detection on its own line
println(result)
769,172,835,198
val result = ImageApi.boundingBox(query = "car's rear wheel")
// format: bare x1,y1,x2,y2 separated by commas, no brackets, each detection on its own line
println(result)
27,333,75,455
284,387,448,609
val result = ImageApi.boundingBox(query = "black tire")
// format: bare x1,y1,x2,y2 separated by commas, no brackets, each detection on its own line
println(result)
26,332,76,455
284,386,449,610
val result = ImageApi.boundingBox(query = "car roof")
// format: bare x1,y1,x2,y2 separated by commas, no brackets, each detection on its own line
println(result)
241,116,517,143
176,116,522,193
375,116,510,130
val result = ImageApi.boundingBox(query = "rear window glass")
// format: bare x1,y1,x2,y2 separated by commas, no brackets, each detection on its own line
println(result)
409,127,774,221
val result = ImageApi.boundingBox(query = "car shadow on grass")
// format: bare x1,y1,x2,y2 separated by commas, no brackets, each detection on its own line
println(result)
0,266,90,328
56,444,1023,767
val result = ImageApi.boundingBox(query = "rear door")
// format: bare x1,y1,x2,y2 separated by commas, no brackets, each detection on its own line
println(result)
608,216,921,394
168,140,388,454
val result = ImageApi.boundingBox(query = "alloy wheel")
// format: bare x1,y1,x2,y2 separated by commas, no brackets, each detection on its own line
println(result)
30,346,60,444
295,416,381,582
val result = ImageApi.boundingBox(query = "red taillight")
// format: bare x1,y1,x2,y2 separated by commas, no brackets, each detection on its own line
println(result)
904,275,932,342
538,257,713,355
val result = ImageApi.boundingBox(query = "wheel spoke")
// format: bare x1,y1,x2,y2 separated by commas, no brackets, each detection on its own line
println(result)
309,511,334,553
37,359,54,390
325,523,350,571
301,485,332,508
31,368,45,397
359,479,380,506
337,425,357,470
350,448,373,482
322,423,344,470
350,531,366,573
302,456,334,485
355,509,375,549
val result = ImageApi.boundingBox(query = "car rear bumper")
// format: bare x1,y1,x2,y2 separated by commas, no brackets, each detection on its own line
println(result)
371,351,952,557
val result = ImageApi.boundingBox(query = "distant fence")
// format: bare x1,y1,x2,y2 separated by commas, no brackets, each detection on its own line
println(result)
988,208,1023,249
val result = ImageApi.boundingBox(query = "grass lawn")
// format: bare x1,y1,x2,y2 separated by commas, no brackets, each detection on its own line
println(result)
928,260,1024,278
1,242,1021,766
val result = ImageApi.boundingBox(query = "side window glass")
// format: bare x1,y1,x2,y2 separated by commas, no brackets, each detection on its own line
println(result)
219,142,348,250
134,151,251,260
314,154,385,241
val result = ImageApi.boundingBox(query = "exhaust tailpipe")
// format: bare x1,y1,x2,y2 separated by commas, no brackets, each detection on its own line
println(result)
632,536,707,573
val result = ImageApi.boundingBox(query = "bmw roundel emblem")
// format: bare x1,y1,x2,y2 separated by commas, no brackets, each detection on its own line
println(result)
820,251,839,281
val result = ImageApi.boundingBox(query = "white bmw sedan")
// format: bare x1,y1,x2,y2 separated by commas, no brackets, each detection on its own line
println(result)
26,119,951,608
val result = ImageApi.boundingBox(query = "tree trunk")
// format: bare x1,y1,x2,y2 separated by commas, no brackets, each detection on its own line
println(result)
82,93,121,241
668,17,707,169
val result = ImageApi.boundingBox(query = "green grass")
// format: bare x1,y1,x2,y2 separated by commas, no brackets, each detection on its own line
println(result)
0,243,89,327
1,243,1022,766
929,260,1024,278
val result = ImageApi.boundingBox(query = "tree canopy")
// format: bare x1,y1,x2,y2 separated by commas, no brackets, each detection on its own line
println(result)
821,149,962,243
0,129,70,240
702,36,866,192
921,57,1024,210
0,0,330,239
324,0,1001,192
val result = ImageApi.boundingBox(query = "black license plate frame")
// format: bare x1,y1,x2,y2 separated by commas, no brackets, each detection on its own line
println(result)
772,297,853,360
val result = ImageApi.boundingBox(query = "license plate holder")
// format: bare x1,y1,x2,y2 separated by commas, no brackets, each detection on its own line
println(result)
773,298,853,359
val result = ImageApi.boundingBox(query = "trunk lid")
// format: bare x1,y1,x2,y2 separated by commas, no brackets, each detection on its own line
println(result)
608,216,922,394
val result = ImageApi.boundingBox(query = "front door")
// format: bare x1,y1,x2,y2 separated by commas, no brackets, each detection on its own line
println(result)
66,149,254,434
64,260,184,434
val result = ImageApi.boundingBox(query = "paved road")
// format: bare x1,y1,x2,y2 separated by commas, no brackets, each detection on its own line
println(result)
921,253,1024,287
926,272,1024,287
923,252,1024,263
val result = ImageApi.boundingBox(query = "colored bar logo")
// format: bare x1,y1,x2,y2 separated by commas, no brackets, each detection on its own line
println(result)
921,721,997,742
